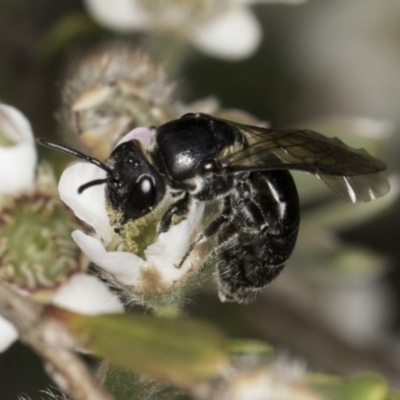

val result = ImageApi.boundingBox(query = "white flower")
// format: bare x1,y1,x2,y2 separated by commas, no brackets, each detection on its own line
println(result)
0,104,37,195
83,0,306,60
0,103,123,352
59,128,206,300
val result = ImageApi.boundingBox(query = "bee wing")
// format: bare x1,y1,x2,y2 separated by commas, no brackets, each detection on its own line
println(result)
218,120,390,202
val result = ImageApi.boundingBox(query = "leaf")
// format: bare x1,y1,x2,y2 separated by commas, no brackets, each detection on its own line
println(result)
229,339,274,356
336,375,389,400
50,307,229,388
102,364,193,400
311,374,390,400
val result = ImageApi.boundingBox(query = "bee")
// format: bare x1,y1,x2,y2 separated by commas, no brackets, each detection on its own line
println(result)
38,113,389,303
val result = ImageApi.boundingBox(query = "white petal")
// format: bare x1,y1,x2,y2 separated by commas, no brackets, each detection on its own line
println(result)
84,0,151,32
0,104,34,144
145,203,205,282
190,7,262,60
59,162,114,245
115,127,154,150
0,104,37,195
52,273,124,314
72,230,144,286
0,316,18,352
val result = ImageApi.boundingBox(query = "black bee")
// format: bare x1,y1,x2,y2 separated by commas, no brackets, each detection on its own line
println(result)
38,113,389,303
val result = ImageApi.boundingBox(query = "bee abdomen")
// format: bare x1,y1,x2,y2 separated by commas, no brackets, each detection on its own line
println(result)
217,170,300,303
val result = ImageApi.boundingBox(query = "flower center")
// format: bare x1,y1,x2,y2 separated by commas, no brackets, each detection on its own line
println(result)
0,193,83,295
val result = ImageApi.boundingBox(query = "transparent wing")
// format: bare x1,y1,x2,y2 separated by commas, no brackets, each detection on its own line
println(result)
318,173,390,202
217,119,390,202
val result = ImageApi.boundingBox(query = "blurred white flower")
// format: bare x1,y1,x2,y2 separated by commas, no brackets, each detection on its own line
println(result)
58,128,206,301
217,356,321,400
83,0,306,60
0,104,37,195
0,103,123,352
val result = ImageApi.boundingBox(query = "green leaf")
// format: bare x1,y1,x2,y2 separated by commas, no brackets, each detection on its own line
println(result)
102,364,193,400
52,308,229,387
312,374,389,400
337,375,388,400
229,339,274,356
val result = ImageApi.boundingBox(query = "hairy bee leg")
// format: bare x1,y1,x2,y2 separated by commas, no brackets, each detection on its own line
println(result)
158,192,191,233
217,170,300,303
203,197,231,236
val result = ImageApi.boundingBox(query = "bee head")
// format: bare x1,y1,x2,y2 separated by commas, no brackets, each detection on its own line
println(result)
37,138,165,223
106,140,165,222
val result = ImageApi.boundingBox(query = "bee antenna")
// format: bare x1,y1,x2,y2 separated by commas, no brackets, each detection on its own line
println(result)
37,138,113,174
78,178,108,194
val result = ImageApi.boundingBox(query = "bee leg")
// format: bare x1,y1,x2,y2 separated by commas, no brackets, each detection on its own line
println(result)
158,192,191,233
216,170,300,303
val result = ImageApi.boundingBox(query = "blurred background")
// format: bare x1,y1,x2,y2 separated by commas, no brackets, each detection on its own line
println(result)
1,0,400,398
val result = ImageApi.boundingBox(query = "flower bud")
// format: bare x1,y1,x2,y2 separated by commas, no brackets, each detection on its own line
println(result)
60,44,183,161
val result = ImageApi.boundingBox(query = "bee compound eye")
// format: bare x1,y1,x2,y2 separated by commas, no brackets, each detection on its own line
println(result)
125,175,157,220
